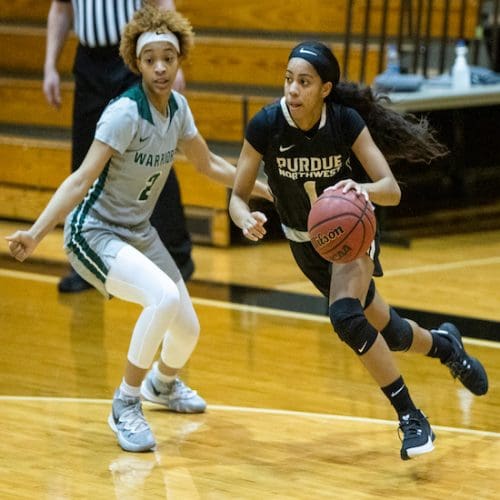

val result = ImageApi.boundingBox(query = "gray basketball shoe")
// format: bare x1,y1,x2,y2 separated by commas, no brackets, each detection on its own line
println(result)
108,390,156,452
141,364,206,413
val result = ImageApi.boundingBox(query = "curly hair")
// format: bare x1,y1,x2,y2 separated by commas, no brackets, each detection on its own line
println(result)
120,2,194,74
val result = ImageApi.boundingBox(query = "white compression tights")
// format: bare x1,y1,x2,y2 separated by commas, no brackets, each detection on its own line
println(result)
105,244,200,370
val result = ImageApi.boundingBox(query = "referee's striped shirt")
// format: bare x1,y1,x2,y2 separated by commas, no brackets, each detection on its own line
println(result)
60,0,143,47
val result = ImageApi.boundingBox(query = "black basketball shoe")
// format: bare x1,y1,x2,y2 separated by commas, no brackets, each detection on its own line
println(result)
433,323,488,396
398,409,435,460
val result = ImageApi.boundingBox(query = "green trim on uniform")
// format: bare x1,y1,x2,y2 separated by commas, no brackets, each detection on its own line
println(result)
68,164,111,283
69,233,108,282
122,84,154,125
168,93,179,119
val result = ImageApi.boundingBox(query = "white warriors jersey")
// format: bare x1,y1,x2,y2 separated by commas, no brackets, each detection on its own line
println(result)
72,84,198,229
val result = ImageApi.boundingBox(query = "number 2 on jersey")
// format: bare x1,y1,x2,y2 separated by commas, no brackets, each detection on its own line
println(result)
138,172,162,201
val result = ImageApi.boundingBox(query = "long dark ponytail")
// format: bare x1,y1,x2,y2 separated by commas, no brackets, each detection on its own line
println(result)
330,82,448,164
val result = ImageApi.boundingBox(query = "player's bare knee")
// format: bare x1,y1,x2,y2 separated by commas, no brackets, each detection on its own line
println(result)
380,308,413,351
329,297,378,355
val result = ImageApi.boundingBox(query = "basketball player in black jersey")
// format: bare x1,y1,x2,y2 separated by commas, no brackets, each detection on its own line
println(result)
229,41,489,460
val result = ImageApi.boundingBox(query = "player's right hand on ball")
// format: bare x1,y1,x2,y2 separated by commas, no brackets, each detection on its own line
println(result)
242,211,267,241
5,231,37,262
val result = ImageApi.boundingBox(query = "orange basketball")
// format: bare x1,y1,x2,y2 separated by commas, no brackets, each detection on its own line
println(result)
307,189,376,263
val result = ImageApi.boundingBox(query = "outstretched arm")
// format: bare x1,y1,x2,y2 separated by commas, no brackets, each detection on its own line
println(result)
180,134,272,201
6,141,113,261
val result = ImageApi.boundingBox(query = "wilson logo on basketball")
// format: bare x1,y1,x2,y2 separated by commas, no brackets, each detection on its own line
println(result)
313,225,344,247
307,189,376,264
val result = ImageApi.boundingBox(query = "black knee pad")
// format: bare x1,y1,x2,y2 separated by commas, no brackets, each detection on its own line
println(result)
381,308,413,351
329,298,378,355
364,279,376,309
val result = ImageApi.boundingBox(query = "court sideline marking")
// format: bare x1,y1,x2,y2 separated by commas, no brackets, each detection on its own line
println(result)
280,255,500,289
0,395,499,439
384,255,500,277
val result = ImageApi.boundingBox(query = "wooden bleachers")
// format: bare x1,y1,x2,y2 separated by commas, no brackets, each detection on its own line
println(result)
0,0,481,247
0,25,382,88
2,0,478,39
178,0,478,38
0,18,273,246
0,0,480,85
0,77,271,143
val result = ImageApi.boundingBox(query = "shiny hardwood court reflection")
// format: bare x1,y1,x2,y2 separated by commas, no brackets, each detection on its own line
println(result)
1,264,499,499
2,398,499,499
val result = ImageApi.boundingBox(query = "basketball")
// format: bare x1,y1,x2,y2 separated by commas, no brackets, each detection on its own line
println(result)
307,189,376,263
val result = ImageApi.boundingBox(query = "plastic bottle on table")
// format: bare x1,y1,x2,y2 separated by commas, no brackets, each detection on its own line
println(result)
386,44,400,74
451,40,471,90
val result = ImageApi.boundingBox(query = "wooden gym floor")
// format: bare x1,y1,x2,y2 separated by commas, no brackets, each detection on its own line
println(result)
0,221,499,499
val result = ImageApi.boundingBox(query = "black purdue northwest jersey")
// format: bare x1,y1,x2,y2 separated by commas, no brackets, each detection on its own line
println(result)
246,97,367,238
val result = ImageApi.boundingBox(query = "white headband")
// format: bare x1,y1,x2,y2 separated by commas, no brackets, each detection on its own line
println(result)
136,31,180,57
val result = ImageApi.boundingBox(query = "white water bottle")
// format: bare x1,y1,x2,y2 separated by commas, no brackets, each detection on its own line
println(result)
451,40,471,90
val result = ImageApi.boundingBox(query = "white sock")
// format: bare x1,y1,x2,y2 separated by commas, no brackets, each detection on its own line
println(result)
119,379,141,399
153,362,177,385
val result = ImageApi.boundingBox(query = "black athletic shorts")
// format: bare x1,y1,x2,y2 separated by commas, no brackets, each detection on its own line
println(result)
288,234,383,298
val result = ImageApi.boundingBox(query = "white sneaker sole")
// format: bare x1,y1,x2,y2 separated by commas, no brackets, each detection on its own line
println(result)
404,436,435,459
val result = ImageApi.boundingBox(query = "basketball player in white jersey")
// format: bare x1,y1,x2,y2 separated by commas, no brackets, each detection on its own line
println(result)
7,5,271,453
44,0,193,292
